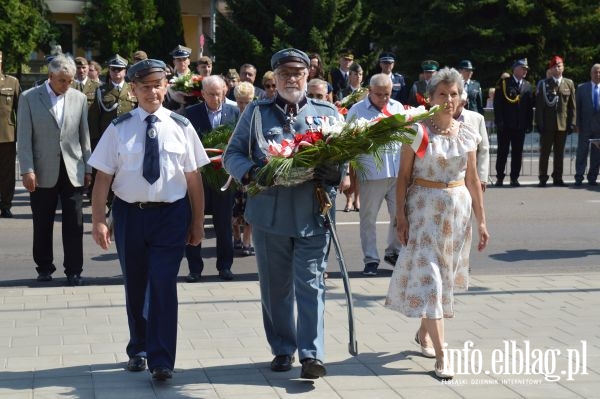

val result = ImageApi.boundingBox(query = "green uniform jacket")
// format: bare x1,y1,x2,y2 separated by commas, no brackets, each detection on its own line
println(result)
0,73,20,143
88,82,137,141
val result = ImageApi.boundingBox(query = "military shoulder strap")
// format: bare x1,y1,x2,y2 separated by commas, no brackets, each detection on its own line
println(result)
170,112,190,126
111,112,133,126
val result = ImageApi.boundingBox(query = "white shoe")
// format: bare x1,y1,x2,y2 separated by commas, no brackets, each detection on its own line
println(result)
435,359,454,379
414,331,436,358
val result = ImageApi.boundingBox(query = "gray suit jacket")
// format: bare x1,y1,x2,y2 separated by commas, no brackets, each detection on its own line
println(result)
458,109,490,183
17,84,91,188
576,81,600,135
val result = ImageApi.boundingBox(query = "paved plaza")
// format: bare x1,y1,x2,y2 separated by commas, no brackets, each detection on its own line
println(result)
0,273,598,398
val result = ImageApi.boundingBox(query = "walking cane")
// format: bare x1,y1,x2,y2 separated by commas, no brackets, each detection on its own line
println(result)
315,185,359,356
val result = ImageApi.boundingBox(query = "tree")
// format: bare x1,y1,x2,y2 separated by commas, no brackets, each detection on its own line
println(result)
370,0,600,89
0,0,55,74
211,0,373,76
77,0,163,65
139,0,186,62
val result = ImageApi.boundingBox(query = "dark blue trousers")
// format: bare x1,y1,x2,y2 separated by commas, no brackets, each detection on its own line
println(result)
112,196,190,371
185,181,234,273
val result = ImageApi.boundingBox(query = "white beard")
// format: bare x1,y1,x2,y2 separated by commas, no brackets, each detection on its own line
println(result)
278,87,305,104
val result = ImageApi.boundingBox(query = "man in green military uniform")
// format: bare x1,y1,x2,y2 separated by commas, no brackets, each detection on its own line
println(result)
458,60,484,115
71,57,100,108
88,54,137,202
535,56,576,187
88,54,137,150
0,50,21,218
407,60,439,108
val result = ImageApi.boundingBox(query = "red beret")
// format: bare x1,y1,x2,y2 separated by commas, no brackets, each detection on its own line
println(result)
548,55,563,69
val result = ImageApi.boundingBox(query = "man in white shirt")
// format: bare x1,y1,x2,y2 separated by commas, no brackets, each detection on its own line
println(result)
347,74,404,276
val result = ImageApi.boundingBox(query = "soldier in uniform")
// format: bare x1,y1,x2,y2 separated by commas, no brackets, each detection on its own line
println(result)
378,52,408,103
0,50,21,218
459,59,484,115
165,45,198,112
328,49,354,102
88,55,136,203
493,58,535,187
88,54,136,151
407,60,439,107
535,55,576,187
224,48,343,380
71,57,100,108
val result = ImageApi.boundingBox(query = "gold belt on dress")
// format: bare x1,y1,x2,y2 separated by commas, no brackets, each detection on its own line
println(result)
413,178,465,189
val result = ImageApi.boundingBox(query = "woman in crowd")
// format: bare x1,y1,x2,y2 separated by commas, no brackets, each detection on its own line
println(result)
231,82,255,255
385,67,489,379
260,71,277,100
308,53,333,102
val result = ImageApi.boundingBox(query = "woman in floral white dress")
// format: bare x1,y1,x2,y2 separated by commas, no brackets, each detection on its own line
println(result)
385,67,490,379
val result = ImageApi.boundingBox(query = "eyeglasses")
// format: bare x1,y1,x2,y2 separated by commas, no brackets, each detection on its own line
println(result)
277,71,306,80
264,84,276,89
110,67,125,72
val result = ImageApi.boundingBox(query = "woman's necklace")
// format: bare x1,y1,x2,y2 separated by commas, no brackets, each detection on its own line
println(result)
428,117,455,135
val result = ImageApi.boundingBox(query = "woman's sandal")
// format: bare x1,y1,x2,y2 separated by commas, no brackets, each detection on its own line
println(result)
414,331,436,358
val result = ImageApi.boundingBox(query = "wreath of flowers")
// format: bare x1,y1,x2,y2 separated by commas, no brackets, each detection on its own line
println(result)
247,105,440,194
199,124,237,191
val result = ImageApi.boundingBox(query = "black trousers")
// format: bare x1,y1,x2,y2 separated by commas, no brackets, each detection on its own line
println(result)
30,158,84,276
185,181,234,273
0,141,16,210
496,128,526,180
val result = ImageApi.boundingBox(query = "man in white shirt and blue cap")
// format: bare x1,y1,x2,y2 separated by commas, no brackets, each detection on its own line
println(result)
89,58,209,381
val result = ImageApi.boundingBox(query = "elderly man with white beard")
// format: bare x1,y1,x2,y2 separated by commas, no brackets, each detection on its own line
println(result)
223,48,342,380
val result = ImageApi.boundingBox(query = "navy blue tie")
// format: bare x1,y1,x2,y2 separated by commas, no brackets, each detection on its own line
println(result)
143,114,160,184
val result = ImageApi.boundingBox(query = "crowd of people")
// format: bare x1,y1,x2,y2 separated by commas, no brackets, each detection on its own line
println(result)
1,43,599,382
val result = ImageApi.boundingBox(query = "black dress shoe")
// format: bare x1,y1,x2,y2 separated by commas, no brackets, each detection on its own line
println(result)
270,354,294,372
509,179,520,187
127,355,147,372
538,181,547,187
218,269,234,281
66,274,83,286
494,179,504,187
1,208,13,218
553,180,567,187
37,272,53,282
300,358,327,379
590,181,599,186
185,273,202,283
152,366,173,380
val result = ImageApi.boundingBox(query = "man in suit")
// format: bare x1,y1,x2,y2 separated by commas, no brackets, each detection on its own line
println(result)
224,48,342,380
239,63,265,99
493,58,535,187
328,49,354,102
0,50,21,218
71,57,99,108
408,60,439,107
535,56,576,187
575,64,600,186
184,75,240,282
17,54,92,286
455,91,490,191
378,52,408,103
459,60,484,115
